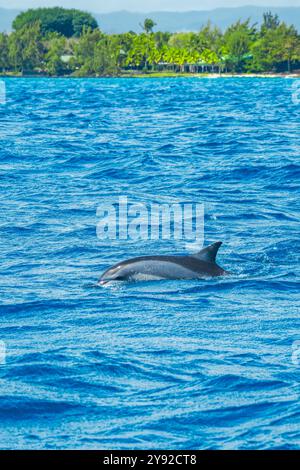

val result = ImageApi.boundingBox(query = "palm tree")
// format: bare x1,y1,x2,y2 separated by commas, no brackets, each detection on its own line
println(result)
141,18,156,34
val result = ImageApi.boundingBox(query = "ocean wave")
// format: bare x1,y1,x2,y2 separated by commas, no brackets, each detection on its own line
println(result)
0,77,299,449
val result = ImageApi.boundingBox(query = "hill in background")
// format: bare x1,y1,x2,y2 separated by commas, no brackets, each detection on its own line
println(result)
95,7,300,33
1,6,300,33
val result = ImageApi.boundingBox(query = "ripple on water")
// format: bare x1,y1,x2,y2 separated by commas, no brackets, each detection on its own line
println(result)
0,78,299,449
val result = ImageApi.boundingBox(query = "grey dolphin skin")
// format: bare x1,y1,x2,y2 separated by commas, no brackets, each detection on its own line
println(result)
99,241,230,285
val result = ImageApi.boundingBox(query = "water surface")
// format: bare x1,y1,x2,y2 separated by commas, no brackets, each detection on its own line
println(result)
0,78,299,449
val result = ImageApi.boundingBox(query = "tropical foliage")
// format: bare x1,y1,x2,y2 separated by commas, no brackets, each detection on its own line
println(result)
1,9,300,76
12,7,98,37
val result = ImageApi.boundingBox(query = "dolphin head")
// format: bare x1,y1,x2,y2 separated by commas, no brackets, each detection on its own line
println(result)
98,263,128,285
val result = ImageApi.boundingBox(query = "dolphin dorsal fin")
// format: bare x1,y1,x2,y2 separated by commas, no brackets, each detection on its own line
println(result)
192,242,222,263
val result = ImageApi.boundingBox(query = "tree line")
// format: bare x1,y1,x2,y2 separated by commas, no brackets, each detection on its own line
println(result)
0,8,300,76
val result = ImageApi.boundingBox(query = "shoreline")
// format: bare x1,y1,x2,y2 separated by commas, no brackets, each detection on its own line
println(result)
1,72,300,79
128,72,300,79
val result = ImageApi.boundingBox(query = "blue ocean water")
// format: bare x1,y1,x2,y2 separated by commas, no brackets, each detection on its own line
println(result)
0,77,299,450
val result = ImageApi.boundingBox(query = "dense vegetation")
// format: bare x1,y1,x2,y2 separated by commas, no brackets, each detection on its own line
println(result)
12,8,98,38
0,9,300,76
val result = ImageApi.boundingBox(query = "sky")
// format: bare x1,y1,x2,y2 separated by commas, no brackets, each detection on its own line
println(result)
1,1,299,13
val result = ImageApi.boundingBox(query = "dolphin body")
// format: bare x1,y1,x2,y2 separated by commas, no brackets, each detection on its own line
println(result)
99,241,229,285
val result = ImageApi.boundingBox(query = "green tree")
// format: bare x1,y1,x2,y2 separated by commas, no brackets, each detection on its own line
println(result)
8,22,43,73
71,11,98,37
126,33,156,70
224,20,256,72
44,33,67,75
281,25,300,72
142,18,156,34
93,36,120,76
191,23,223,55
115,32,136,68
200,49,220,72
72,28,119,76
0,33,9,72
251,20,300,72
168,32,194,50
154,31,171,48
72,27,103,73
261,11,280,33
13,8,98,38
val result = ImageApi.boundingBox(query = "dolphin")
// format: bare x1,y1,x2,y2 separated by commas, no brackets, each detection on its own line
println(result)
99,241,230,285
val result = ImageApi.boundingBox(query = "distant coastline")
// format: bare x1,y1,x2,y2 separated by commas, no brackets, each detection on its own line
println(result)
1,8,300,78
1,72,300,79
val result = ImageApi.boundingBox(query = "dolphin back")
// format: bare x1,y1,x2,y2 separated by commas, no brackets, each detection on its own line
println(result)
99,241,229,283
